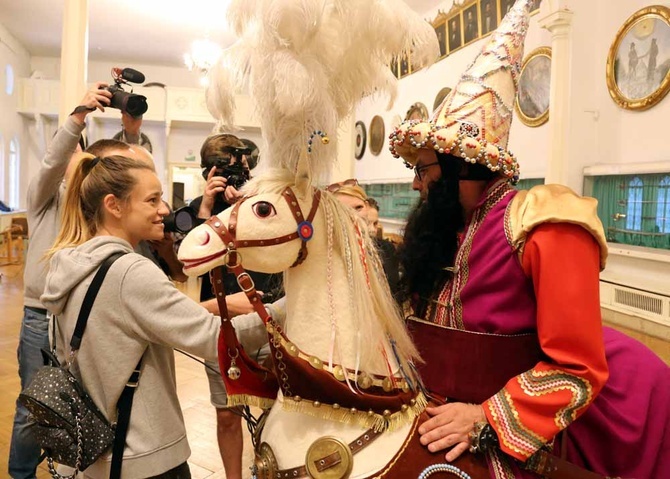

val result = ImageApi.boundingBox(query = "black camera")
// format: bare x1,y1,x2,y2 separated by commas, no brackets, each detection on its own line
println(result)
106,67,148,118
216,162,250,190
163,206,200,235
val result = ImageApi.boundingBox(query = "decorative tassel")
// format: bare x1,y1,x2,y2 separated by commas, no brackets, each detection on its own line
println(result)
227,394,276,410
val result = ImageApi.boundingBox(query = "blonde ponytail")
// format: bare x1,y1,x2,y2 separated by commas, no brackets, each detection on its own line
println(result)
47,153,153,257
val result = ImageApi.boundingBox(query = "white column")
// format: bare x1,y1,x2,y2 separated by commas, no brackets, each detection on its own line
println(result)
539,7,574,186
331,114,355,182
58,0,89,126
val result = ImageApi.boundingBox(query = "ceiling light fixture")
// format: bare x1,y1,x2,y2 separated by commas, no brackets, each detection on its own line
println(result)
184,39,222,86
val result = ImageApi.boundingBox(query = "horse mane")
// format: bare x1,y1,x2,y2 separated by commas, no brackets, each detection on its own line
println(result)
242,170,421,377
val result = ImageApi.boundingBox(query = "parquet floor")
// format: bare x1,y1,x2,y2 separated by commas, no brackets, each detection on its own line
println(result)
0,263,255,479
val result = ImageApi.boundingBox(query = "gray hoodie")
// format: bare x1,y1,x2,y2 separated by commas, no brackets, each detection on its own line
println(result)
24,116,84,308
41,236,219,478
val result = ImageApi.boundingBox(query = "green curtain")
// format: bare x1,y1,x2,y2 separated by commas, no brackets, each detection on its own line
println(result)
515,178,544,191
592,174,670,250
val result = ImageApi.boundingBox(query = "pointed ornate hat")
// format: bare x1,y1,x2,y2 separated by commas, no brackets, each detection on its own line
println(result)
389,0,535,184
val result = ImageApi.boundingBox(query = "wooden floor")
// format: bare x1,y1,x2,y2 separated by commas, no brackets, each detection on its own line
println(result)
1,262,668,478
0,263,255,479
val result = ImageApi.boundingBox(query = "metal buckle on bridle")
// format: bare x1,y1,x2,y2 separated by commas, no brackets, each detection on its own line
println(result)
236,272,255,293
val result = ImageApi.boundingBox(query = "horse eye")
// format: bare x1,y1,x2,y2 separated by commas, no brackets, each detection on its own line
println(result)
252,201,276,218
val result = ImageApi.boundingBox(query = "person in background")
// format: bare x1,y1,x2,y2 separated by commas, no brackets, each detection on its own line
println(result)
184,134,280,479
8,82,112,479
327,180,400,301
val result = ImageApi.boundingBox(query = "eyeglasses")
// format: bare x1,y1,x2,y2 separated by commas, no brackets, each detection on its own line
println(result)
414,161,439,181
326,178,359,193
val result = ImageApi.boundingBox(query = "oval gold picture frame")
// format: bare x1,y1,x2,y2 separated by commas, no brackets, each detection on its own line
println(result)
606,6,670,111
515,46,552,128
369,115,385,156
404,102,429,122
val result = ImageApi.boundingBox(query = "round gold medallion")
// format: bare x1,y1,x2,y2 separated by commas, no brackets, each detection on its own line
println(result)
305,436,353,479
253,442,278,479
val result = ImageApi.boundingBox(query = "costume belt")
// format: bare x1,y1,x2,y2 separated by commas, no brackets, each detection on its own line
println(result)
406,317,545,403
254,426,383,479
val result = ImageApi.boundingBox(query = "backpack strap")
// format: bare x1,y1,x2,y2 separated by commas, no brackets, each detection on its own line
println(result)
64,251,143,479
70,252,126,351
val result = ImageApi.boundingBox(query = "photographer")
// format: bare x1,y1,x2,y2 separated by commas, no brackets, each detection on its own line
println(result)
185,134,280,479
9,82,111,479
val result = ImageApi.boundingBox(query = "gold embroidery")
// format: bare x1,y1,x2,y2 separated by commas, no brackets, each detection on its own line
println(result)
518,369,593,429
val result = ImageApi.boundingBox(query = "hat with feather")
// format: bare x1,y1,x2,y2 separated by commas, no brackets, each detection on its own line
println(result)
389,0,535,184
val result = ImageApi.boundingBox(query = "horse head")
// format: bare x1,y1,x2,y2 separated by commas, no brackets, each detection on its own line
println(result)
178,167,319,278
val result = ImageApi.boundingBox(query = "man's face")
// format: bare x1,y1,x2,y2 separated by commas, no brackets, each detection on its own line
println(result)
412,149,442,200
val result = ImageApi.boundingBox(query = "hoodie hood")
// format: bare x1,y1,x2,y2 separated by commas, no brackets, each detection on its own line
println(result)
41,236,134,315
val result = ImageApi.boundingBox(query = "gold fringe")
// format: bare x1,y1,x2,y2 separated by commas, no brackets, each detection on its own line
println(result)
280,392,427,432
227,394,276,410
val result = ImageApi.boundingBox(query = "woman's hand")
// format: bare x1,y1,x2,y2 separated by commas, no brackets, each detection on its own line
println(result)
418,402,486,462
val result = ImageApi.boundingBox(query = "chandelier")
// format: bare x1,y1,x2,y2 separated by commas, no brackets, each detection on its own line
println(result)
184,39,222,85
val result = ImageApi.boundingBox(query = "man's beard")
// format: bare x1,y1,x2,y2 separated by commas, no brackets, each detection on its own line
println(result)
398,167,464,302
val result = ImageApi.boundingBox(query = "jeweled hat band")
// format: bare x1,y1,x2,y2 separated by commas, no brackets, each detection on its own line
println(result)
389,120,520,184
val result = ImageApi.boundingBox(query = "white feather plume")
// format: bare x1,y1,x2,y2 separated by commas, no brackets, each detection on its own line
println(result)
207,0,439,180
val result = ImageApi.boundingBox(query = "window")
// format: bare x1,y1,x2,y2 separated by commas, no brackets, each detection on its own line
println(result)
5,64,14,95
625,177,643,231
591,173,670,249
658,176,670,234
9,138,20,209
515,178,545,191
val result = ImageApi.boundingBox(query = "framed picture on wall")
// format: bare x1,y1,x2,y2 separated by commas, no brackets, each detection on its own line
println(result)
390,57,399,79
463,4,479,45
480,0,498,35
500,0,515,18
354,121,367,160
606,5,670,111
447,13,463,53
399,54,410,78
369,115,385,156
435,21,447,58
405,102,429,122
515,46,552,127
433,87,452,113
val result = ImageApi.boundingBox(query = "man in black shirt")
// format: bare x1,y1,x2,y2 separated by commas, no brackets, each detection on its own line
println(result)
185,133,279,479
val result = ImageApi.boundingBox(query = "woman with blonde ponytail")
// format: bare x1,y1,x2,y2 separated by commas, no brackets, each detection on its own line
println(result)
41,154,220,478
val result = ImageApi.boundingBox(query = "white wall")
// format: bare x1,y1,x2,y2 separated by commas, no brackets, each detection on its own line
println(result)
354,0,670,191
354,1,552,184
31,56,203,88
354,0,670,324
0,22,31,208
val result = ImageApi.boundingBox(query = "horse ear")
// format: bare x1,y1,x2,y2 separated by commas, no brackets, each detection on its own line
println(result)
294,147,312,198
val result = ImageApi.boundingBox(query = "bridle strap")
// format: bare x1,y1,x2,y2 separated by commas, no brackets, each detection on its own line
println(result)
205,187,321,265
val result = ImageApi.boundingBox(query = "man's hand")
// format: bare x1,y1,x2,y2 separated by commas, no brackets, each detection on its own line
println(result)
71,82,112,125
199,167,228,219
223,185,244,205
200,291,264,316
418,402,486,462
121,111,143,138
149,232,188,282
148,232,176,258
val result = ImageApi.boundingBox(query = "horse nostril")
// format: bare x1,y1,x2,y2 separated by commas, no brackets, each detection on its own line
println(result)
200,231,210,246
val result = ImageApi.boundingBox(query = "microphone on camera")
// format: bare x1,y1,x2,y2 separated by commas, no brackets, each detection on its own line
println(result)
120,68,145,84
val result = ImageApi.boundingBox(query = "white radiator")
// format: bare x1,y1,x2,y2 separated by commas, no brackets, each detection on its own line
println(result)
600,281,670,327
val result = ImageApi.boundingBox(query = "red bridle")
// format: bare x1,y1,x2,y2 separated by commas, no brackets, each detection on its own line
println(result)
204,186,321,271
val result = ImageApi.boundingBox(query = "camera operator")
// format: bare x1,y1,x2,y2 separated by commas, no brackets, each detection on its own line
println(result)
9,82,112,479
184,134,280,479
